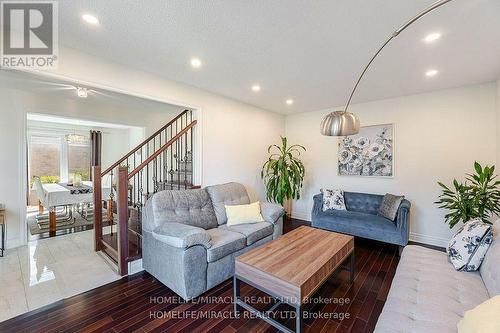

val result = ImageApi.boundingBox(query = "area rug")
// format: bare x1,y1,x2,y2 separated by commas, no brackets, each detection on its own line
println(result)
28,212,105,235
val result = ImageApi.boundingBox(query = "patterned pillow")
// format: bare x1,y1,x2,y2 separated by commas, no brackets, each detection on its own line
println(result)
320,188,346,211
378,193,404,221
447,219,494,272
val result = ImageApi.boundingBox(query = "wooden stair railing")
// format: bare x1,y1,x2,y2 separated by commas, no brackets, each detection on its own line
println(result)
93,109,197,275
101,109,191,176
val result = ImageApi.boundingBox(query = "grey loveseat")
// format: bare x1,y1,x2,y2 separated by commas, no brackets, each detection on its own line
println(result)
311,192,410,249
142,182,284,300
375,220,500,333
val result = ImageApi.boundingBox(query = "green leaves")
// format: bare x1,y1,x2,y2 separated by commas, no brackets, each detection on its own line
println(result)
435,161,499,228
261,136,306,205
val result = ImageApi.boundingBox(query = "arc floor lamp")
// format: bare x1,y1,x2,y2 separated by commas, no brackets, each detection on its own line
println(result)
320,0,455,136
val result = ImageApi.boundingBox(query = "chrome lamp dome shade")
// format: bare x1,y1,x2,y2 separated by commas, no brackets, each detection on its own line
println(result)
319,0,453,137
320,111,360,136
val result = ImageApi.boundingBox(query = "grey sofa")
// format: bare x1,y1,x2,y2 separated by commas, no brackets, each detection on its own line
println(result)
311,192,410,248
375,220,500,333
142,182,284,300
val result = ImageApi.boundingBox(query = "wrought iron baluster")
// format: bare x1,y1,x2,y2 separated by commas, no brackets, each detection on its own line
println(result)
109,169,115,236
170,125,173,189
139,169,144,207
152,136,157,194
159,131,162,184
190,111,193,186
146,142,149,196
184,127,188,189
163,128,168,188
177,118,181,190
133,152,136,206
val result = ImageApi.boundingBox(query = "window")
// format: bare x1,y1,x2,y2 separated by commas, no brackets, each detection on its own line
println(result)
68,141,91,181
28,133,90,185
29,135,62,185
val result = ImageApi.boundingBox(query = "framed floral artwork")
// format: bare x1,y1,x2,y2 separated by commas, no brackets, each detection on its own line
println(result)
338,123,394,177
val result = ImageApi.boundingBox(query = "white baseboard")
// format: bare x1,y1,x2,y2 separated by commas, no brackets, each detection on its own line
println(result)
291,209,448,248
409,232,448,248
5,237,24,250
129,258,144,275
290,210,311,222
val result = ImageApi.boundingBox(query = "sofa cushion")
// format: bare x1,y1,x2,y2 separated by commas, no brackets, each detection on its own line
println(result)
374,245,489,333
152,223,212,249
447,219,493,271
344,191,383,215
480,220,500,296
314,209,405,245
219,222,274,245
206,182,250,225
152,189,217,230
205,228,246,262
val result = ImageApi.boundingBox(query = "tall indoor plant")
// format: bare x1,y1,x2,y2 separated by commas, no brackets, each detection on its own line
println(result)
435,162,500,228
261,136,305,216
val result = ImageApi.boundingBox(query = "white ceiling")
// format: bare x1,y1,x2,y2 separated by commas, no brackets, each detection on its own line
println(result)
57,0,500,114
0,70,185,116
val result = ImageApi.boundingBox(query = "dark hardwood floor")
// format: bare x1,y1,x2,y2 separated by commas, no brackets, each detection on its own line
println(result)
1,219,400,333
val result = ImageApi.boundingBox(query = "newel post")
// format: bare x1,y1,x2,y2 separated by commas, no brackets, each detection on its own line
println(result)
116,166,129,276
92,166,103,252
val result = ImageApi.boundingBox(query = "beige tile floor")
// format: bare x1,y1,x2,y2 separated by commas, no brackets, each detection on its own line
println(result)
0,229,121,322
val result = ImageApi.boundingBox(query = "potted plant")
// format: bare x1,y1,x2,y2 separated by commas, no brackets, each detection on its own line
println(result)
261,136,306,217
435,162,500,228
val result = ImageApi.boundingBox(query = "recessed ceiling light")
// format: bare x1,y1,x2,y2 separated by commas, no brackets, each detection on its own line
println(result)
424,32,441,43
425,69,439,77
77,87,88,98
82,14,99,25
251,85,261,92
285,99,294,105
190,58,202,69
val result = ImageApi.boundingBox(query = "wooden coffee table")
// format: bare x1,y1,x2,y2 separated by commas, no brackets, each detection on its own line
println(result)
234,226,354,333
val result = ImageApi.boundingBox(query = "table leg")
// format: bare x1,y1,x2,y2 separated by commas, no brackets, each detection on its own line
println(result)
349,251,355,284
49,209,56,237
295,305,303,333
233,276,241,316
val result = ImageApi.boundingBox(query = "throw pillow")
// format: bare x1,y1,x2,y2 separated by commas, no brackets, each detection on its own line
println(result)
320,188,346,211
225,201,265,226
378,193,404,221
447,219,493,272
457,295,500,333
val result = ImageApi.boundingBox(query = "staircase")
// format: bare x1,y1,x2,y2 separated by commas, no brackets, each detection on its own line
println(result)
92,110,198,275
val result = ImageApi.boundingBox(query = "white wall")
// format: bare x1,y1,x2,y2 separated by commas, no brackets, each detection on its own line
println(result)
0,90,26,248
0,46,285,248
497,79,500,166
286,83,497,247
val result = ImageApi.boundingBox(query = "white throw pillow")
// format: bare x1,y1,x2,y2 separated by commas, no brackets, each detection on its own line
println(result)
457,295,500,333
225,201,265,226
320,188,346,211
447,219,493,272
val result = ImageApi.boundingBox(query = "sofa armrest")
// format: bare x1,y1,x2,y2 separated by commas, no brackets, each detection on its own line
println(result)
396,199,411,229
312,194,323,216
152,223,212,249
260,202,285,224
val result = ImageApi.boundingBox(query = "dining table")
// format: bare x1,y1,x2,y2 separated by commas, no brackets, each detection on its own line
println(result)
39,181,111,236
